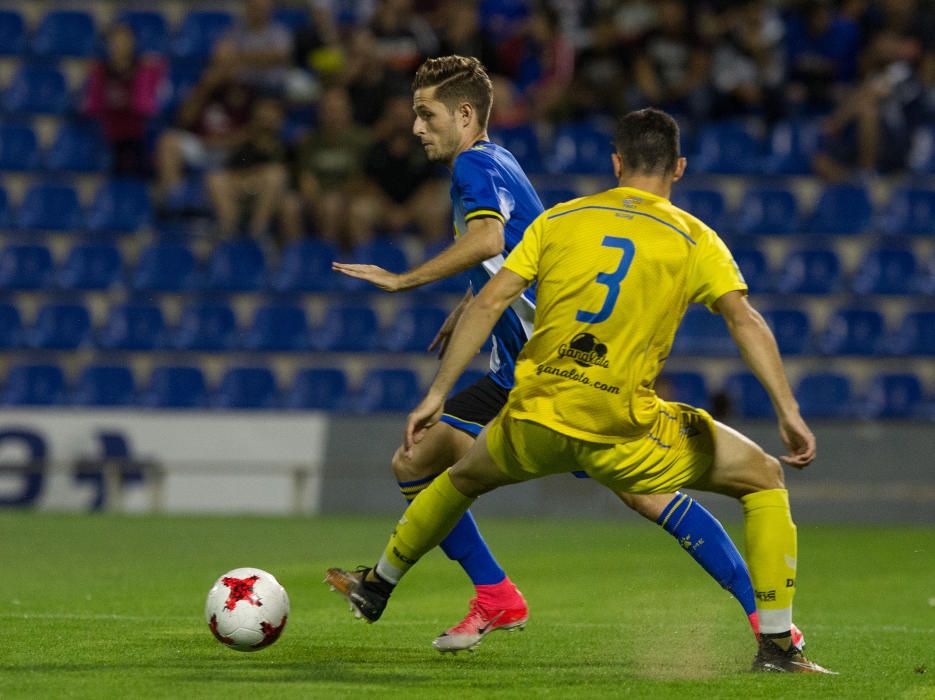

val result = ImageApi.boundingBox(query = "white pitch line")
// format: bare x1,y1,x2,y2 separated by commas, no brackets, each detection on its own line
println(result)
0,612,194,622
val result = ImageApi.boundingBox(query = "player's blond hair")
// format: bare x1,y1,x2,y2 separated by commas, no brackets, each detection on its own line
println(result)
412,56,493,130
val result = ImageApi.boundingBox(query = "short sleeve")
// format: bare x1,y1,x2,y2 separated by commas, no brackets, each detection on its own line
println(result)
687,229,748,311
503,213,545,282
452,149,509,224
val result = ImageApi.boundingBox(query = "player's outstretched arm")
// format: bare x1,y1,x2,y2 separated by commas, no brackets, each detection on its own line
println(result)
332,217,504,292
715,291,816,469
405,268,528,454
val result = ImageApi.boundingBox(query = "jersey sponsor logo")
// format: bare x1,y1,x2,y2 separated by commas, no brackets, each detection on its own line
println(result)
755,589,777,602
558,333,610,368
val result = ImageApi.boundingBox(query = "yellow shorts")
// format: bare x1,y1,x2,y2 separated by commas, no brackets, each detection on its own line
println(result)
485,401,716,495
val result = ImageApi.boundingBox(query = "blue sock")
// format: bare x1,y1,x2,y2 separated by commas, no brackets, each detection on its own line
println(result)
657,492,757,620
398,476,506,586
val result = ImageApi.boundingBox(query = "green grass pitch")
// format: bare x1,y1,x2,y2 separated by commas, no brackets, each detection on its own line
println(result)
1,513,933,699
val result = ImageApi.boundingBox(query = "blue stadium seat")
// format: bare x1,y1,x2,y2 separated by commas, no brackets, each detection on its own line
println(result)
173,11,234,59
0,303,22,348
889,311,935,355
0,244,53,290
352,368,421,413
537,187,579,208
204,240,266,292
547,121,614,175
909,125,935,175
32,10,96,58
761,308,811,355
273,7,311,29
381,305,449,352
805,184,873,235
489,125,542,174
311,304,379,352
141,366,207,408
851,246,918,295
285,368,348,410
818,308,884,355
28,303,91,349
658,372,709,410
693,122,764,175
16,183,83,231
3,65,69,114
117,10,169,54
731,245,771,294
270,239,337,293
0,186,10,228
734,188,800,235
764,119,820,175
57,243,122,290
132,242,197,292
243,304,310,351
72,365,136,407
338,239,408,292
879,188,935,236
671,189,727,232
44,122,110,173
795,372,852,418
173,302,237,351
861,373,923,419
776,247,842,295
0,124,40,171
450,369,489,397
671,307,735,356
214,367,279,409
724,372,773,418
87,179,151,233
2,364,66,406
98,303,167,350
0,10,26,55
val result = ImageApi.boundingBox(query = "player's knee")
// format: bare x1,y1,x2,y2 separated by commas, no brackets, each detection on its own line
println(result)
761,453,785,490
742,450,784,494
390,446,422,483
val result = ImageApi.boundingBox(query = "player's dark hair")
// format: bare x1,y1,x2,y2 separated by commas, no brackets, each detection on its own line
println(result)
412,55,493,130
613,108,680,177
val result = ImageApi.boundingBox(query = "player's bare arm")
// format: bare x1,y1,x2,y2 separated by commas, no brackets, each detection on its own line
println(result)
405,267,528,454
332,217,504,292
428,289,474,358
715,290,816,468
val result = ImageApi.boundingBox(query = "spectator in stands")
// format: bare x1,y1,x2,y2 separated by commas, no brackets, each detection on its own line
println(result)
563,13,632,120
709,0,785,121
282,87,371,245
633,0,711,120
498,4,574,121
207,97,291,240
226,0,294,95
83,24,165,177
369,0,439,78
783,0,862,114
348,95,449,247
436,2,500,75
488,75,531,129
341,30,408,127
155,38,255,204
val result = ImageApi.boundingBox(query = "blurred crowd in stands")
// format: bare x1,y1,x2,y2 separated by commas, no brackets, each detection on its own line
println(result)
83,0,935,248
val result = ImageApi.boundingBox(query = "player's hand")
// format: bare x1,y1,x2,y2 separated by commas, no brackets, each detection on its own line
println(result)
331,262,402,292
428,308,463,359
777,413,816,469
404,392,445,457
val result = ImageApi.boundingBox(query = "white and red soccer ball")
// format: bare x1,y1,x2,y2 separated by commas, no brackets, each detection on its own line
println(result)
205,568,289,651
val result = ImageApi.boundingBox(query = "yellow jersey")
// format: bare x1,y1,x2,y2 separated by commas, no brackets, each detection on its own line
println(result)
501,185,747,444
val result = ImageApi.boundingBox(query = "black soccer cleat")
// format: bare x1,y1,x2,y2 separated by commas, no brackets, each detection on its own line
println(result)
324,566,393,623
751,635,837,674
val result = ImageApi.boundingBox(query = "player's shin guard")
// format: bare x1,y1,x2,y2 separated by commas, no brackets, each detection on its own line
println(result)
398,476,506,585
740,489,797,635
377,470,475,584
657,493,758,631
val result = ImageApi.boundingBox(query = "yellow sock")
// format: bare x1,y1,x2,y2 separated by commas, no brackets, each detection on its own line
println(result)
741,488,797,635
377,470,475,583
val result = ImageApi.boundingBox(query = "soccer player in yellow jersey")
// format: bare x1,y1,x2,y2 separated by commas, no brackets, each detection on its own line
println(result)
327,108,834,673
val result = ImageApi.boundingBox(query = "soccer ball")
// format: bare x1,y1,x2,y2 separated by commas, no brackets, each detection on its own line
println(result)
205,568,289,651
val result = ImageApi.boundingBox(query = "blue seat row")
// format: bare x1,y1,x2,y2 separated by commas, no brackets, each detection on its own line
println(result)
0,364,426,412
0,122,110,172
0,179,149,232
672,306,935,357
661,371,933,420
0,9,309,59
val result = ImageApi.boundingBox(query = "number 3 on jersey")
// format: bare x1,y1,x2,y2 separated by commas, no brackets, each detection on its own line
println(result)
575,236,635,324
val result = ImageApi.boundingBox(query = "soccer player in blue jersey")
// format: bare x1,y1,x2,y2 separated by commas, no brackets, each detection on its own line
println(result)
332,56,793,654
